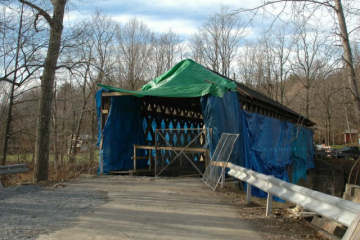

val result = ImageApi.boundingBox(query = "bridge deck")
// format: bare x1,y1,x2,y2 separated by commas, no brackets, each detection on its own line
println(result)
36,176,318,240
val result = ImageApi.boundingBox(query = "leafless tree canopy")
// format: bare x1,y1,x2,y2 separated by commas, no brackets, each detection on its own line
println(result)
0,1,359,179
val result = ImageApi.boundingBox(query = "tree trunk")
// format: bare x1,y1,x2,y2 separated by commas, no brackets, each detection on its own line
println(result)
53,119,59,175
89,109,96,163
334,0,360,123
68,101,86,163
1,2,24,165
305,86,310,119
1,82,15,165
60,81,67,167
52,83,59,176
33,0,67,182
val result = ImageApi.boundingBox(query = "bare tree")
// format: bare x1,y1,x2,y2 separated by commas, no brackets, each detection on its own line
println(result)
19,0,68,182
193,8,246,77
152,31,181,77
238,44,259,86
66,29,95,163
190,34,206,65
271,28,293,104
64,12,116,163
0,3,43,165
116,18,153,89
1,3,24,165
290,24,336,119
237,38,278,99
238,0,360,122
84,13,116,163
309,66,350,145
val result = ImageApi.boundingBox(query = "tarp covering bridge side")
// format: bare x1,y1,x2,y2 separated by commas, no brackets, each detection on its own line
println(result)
95,58,315,199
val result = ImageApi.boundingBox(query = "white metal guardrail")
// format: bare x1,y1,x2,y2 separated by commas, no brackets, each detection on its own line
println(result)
226,162,360,240
0,164,29,175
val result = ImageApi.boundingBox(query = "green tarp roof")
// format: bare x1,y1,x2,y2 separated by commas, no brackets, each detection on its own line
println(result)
98,59,237,98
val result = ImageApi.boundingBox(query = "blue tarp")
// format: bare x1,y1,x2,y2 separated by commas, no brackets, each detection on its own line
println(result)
200,91,243,166
242,111,314,185
96,89,314,197
200,92,314,198
291,127,315,183
95,89,105,147
96,92,146,173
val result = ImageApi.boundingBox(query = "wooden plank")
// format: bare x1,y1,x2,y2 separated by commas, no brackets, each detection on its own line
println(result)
157,146,208,153
134,145,156,150
109,168,150,174
109,169,153,175
135,144,209,177
109,170,132,174
210,161,228,167
134,145,208,153
133,145,153,174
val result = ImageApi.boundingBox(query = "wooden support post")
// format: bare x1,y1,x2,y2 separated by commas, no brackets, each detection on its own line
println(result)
133,145,137,175
155,130,158,177
266,192,272,217
246,184,252,204
154,156,157,177
148,151,151,171
204,128,208,168
99,138,104,175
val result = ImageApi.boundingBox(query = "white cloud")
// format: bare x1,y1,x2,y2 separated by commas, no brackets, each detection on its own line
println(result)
147,0,260,11
66,0,360,44
64,11,83,23
67,0,265,34
111,14,198,35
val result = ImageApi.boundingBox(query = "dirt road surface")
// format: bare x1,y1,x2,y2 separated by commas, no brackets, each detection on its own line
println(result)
1,175,320,240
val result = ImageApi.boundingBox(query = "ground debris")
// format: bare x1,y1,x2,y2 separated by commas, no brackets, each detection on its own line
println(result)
220,185,324,240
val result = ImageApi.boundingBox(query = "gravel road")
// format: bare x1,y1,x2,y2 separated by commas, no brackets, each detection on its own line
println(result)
0,175,321,240
0,177,107,240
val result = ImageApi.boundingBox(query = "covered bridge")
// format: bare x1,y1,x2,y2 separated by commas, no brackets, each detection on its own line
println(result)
96,59,315,195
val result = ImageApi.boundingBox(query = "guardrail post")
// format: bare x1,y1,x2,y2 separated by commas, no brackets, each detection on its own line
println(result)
227,163,360,228
266,192,272,217
343,214,360,240
221,168,225,188
133,145,137,175
246,184,252,204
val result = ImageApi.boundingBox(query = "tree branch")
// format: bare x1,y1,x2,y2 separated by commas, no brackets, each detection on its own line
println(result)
0,77,20,86
19,0,52,25
235,0,335,12
349,26,360,35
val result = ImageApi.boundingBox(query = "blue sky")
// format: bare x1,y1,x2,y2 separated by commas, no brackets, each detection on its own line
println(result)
67,0,263,37
65,0,360,45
